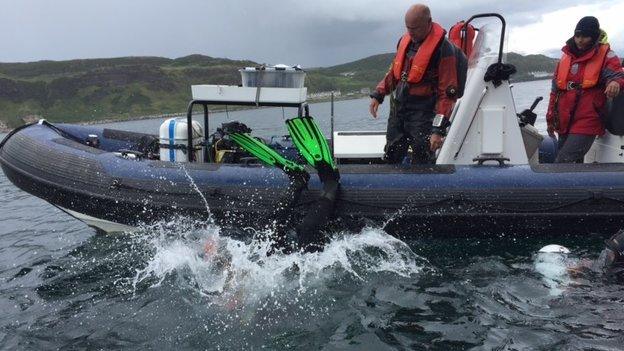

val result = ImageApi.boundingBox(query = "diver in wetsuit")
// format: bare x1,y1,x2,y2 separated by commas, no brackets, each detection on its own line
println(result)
594,229,624,282
268,165,339,253
547,230,624,283
223,117,340,253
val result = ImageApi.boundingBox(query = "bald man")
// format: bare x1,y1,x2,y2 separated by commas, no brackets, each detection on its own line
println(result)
370,4,464,164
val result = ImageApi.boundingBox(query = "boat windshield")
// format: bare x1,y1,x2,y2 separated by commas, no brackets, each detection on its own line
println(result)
469,23,507,67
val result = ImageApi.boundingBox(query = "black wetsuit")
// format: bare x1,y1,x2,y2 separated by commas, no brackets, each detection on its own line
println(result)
268,171,340,253
593,229,624,282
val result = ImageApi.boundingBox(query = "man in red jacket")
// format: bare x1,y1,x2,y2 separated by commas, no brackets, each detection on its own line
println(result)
369,4,462,164
546,16,624,163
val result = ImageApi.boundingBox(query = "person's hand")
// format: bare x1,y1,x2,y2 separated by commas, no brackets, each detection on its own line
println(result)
547,124,556,137
430,133,443,151
369,98,380,118
605,81,620,99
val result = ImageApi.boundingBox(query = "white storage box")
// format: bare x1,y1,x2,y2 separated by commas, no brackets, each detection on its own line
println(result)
191,85,307,104
333,131,386,159
159,118,204,162
240,65,305,88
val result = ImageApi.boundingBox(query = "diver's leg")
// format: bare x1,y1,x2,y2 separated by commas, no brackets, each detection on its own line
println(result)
264,172,309,253
283,115,341,252
296,179,340,253
555,134,595,163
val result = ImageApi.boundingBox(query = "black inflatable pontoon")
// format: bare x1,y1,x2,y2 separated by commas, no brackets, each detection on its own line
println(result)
2,121,624,236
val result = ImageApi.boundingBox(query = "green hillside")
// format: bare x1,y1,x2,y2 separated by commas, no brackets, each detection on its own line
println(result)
0,53,557,130
307,52,557,93
505,53,557,81
0,55,257,129
306,54,394,94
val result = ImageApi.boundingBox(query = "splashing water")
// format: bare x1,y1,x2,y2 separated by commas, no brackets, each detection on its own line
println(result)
533,251,578,296
131,221,428,309
131,218,222,294
179,163,212,222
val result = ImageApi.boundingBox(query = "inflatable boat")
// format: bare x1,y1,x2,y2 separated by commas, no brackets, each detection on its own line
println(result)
2,14,624,236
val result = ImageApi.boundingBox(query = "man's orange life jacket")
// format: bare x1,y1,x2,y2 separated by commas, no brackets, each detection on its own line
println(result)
392,22,445,84
448,21,475,57
556,44,610,90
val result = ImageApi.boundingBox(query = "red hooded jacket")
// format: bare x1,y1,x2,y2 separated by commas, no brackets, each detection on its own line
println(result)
546,41,624,136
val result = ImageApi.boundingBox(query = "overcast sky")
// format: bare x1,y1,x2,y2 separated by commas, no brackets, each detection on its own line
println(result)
1,0,622,67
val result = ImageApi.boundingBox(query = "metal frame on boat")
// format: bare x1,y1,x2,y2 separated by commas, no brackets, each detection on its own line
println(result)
184,85,309,162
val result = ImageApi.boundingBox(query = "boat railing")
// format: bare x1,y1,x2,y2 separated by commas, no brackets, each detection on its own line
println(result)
185,86,308,162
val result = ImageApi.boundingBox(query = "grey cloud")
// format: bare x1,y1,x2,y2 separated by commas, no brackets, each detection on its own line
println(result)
0,0,614,66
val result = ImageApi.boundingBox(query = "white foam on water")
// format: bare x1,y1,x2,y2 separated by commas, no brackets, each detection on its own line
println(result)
533,252,578,296
131,221,427,309
131,221,228,295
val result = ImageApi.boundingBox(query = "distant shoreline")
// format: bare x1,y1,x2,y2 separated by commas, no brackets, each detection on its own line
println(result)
77,94,370,126
0,94,370,133
0,51,556,133
0,77,552,134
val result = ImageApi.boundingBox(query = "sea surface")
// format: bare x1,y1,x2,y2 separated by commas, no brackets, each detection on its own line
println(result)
2,80,624,350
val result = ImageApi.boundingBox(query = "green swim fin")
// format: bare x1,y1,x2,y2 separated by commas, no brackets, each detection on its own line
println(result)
229,133,306,175
286,116,339,182
285,116,336,170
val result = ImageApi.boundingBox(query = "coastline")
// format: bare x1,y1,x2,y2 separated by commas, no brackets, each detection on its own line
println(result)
0,76,552,134
0,94,370,133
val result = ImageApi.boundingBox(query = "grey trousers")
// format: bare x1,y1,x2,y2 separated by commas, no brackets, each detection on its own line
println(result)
555,134,596,163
